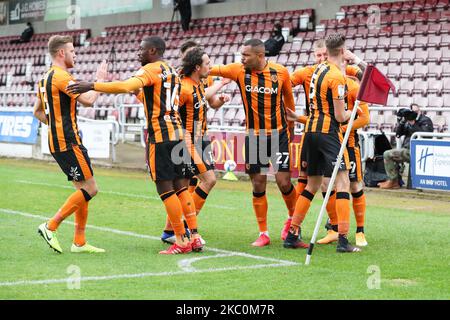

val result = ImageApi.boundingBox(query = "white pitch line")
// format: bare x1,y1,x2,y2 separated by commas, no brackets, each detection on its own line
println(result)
0,263,293,287
0,208,299,287
14,180,235,210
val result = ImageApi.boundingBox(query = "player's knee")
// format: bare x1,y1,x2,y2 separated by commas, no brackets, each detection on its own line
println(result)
350,182,361,194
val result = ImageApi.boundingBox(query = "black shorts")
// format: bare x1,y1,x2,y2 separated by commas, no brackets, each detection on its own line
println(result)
146,140,186,181
347,146,363,182
51,144,93,182
298,133,308,173
245,129,290,174
303,131,350,177
184,137,215,179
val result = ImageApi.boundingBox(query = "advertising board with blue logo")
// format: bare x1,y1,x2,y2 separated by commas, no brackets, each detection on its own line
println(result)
0,111,39,144
410,139,450,191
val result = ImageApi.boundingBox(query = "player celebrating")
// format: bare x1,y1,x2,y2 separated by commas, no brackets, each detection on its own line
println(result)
160,42,231,244
67,36,202,254
34,35,108,253
283,40,366,241
210,39,298,247
316,70,370,246
284,33,361,253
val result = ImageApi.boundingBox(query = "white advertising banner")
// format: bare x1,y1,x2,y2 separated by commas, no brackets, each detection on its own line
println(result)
41,122,110,159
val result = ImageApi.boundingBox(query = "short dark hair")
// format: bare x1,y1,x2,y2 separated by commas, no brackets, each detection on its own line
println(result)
182,47,205,76
143,36,166,56
244,38,265,48
180,40,199,54
325,33,346,57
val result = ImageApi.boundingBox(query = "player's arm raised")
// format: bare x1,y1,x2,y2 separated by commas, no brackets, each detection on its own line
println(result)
67,65,154,95
33,97,47,124
204,77,230,101
344,49,366,80
209,63,240,81
75,60,109,107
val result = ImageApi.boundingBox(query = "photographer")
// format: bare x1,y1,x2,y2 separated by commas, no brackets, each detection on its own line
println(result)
378,104,433,189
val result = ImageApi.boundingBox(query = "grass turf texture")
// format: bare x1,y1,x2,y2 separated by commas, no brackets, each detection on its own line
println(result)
0,158,449,300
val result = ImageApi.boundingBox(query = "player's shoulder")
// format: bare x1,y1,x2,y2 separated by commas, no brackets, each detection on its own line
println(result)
268,61,288,73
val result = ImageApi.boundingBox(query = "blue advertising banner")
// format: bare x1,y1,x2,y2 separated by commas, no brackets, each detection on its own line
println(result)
0,111,39,144
410,139,450,191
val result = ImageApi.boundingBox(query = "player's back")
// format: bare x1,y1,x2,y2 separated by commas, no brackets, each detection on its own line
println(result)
134,61,183,144
306,61,346,134
37,65,81,153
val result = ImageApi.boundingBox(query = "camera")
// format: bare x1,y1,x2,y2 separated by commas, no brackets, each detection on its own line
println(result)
396,108,418,122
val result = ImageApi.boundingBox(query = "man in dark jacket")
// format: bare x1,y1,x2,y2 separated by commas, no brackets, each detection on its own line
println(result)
10,22,34,44
379,104,433,189
264,23,285,56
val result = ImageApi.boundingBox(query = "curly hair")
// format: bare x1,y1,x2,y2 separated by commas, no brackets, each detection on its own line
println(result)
182,47,206,76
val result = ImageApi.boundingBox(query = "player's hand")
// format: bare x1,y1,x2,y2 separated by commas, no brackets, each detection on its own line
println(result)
286,108,300,122
344,49,357,64
67,81,94,94
340,125,348,133
218,93,231,103
95,60,108,82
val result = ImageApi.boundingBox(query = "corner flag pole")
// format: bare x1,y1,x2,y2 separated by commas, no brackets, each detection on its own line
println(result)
305,100,360,266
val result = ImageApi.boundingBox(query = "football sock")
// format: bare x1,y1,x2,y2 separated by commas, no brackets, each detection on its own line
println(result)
352,190,366,230
73,200,89,246
295,178,308,197
188,177,198,194
47,189,90,231
252,191,268,233
160,190,185,236
282,184,297,218
336,192,351,236
192,186,209,215
176,187,198,231
322,190,338,226
291,189,315,232
164,216,173,232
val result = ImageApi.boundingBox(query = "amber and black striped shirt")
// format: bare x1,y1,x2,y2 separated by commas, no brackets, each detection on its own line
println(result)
305,61,348,134
37,65,82,153
210,61,295,135
134,61,184,144
178,76,208,137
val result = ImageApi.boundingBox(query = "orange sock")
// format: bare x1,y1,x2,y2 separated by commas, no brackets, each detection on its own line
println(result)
295,178,307,197
291,189,315,232
282,184,297,218
192,186,208,215
176,187,198,232
74,201,89,246
160,190,185,236
252,191,268,232
336,192,351,236
322,191,338,226
47,189,90,231
164,216,173,232
188,177,198,194
352,190,366,229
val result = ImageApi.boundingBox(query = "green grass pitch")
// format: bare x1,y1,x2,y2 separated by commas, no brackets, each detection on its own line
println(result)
0,158,448,299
